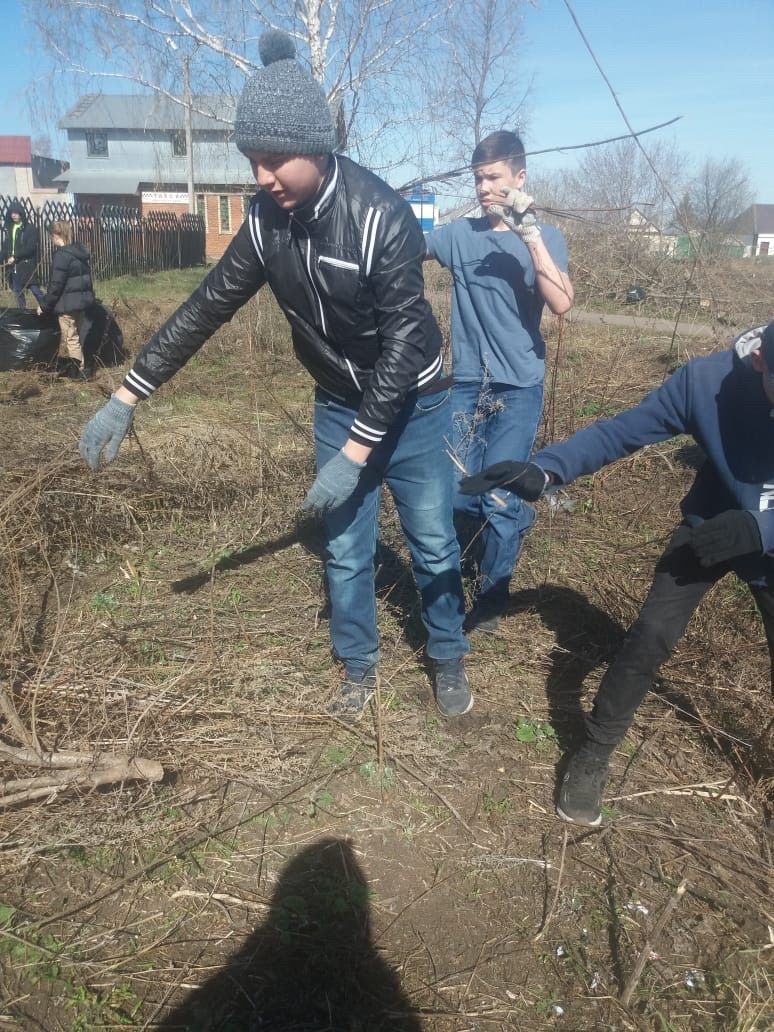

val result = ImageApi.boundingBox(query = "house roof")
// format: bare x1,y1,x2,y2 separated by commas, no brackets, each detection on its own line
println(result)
0,135,32,165
60,94,235,132
54,170,252,193
52,172,141,195
734,204,774,236
436,199,481,225
752,204,774,235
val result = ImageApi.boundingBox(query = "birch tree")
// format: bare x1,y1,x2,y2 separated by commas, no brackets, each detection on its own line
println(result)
417,0,531,199
27,0,447,171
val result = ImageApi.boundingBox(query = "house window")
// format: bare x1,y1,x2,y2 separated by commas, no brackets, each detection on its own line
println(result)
171,130,187,156
761,241,770,256
219,195,231,233
86,130,108,157
242,193,253,218
196,194,207,227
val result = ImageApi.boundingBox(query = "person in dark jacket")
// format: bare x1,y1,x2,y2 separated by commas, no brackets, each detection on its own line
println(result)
78,30,471,721
460,323,774,826
37,220,96,380
1,201,44,308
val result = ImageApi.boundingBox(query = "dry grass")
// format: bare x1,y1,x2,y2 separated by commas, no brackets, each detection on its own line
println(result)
0,278,772,1030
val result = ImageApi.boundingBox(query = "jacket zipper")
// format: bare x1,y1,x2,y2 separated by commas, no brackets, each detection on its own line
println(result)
290,212,328,337
290,208,363,393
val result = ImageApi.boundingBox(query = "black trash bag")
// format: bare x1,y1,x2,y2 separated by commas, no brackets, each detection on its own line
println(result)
82,301,127,368
0,308,60,371
625,285,647,304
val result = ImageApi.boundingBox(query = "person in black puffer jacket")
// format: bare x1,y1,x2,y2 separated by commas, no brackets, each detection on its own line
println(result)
1,200,44,308
37,220,96,379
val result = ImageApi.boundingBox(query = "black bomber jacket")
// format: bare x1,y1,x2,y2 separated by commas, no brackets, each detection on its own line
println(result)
123,155,444,447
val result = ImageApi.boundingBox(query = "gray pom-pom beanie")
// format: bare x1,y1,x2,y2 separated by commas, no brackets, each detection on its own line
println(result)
234,30,336,156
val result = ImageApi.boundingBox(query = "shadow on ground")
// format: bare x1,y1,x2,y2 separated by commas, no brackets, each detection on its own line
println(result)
508,584,625,752
157,837,423,1032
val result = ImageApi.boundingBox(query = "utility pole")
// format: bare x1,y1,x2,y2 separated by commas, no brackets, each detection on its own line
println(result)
183,53,195,214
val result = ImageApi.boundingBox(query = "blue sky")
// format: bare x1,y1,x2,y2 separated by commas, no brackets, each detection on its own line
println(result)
519,0,773,199
1,0,772,200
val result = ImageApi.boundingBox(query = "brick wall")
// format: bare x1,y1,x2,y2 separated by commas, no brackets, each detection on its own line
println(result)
142,192,251,262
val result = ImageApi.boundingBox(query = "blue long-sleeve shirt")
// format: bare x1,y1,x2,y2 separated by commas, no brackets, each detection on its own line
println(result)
534,329,774,585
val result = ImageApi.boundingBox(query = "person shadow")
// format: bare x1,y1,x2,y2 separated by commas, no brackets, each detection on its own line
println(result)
507,585,626,753
156,837,423,1032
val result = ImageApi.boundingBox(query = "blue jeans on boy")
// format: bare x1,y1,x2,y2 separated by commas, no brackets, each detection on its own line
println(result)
313,387,469,677
451,380,543,606
11,270,44,309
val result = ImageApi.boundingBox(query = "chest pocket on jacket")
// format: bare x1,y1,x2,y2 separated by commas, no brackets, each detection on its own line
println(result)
315,252,363,311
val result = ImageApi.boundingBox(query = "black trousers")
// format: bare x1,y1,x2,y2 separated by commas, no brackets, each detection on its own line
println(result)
586,529,774,747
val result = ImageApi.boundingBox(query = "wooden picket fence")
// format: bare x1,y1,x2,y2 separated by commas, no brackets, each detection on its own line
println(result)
0,196,205,284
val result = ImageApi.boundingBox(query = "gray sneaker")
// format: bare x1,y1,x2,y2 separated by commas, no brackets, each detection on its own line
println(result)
556,742,613,827
327,669,377,724
433,659,473,717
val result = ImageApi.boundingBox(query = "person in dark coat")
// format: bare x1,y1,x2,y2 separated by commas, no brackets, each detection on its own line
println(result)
1,201,44,308
37,220,96,379
460,322,774,827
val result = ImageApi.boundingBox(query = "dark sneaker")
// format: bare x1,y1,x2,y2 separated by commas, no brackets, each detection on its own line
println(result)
556,742,613,827
327,669,376,724
61,360,93,381
464,601,503,635
433,659,473,717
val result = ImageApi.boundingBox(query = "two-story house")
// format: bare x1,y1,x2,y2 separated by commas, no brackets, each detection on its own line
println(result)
55,94,253,259
733,204,774,257
0,135,68,205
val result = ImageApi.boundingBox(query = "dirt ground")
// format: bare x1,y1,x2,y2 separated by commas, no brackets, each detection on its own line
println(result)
0,276,772,1031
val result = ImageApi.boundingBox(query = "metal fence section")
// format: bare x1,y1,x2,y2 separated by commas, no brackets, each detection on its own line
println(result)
0,196,205,284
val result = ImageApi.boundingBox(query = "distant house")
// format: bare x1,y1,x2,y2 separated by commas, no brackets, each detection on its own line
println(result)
733,204,774,257
0,135,68,206
436,199,482,225
55,93,254,259
625,208,677,256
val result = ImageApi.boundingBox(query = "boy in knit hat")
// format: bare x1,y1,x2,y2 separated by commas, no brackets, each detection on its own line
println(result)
79,31,471,721
461,321,774,826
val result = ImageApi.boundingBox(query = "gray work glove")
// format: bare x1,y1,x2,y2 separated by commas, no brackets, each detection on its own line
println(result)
488,187,541,243
302,449,366,514
79,394,136,471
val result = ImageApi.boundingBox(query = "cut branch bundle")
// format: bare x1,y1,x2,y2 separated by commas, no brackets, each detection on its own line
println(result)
0,741,164,808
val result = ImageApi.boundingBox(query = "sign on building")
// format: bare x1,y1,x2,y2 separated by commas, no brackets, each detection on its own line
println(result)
141,191,189,205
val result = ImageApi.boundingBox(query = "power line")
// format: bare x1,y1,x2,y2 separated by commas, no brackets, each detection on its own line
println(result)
397,117,682,194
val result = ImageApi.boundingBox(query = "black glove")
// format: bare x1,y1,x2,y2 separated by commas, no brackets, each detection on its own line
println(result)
688,510,762,567
459,460,549,501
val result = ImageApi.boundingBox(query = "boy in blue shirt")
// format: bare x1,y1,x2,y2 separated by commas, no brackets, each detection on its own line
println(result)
425,132,573,632
461,322,774,826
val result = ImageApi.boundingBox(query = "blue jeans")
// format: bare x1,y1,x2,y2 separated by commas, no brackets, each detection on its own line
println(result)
10,270,44,309
314,388,468,676
451,380,543,606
